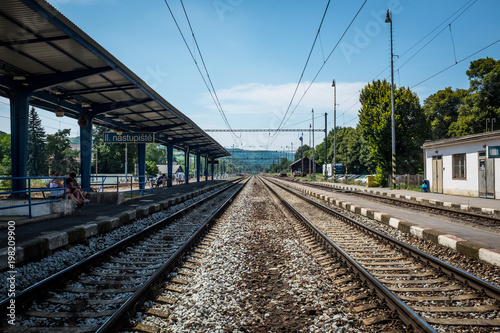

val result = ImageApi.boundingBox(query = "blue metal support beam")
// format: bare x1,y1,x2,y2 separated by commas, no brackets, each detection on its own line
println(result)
138,143,146,190
90,98,153,115
167,143,173,187
9,87,31,197
196,153,201,182
184,148,190,184
205,156,208,181
211,159,215,180
28,66,111,91
80,117,93,191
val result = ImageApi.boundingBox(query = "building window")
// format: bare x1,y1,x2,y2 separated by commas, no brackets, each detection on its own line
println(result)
452,153,466,179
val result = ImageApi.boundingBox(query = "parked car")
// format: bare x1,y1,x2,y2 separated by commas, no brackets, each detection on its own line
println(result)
354,175,368,183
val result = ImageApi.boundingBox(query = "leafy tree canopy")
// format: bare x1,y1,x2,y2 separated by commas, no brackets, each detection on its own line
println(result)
27,107,47,176
423,87,467,139
358,80,430,182
46,129,79,174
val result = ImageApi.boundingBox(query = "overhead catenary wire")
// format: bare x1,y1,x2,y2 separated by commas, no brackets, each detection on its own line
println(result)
344,0,478,129
411,39,500,89
277,1,368,135
396,0,477,72
374,0,477,80
273,0,332,139
270,0,367,148
163,0,239,144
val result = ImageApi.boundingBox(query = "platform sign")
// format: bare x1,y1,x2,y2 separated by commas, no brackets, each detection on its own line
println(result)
487,145,500,158
104,132,155,143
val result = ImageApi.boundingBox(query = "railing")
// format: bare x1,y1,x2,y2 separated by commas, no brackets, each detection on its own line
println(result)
0,176,67,219
89,175,155,196
394,174,425,190
0,175,156,218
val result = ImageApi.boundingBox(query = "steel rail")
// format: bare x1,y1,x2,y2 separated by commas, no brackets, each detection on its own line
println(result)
268,177,500,302
276,178,500,302
0,178,245,320
96,177,250,332
259,176,436,333
300,180,500,223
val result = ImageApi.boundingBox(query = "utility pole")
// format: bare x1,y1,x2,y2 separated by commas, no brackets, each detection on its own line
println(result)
332,79,336,181
301,133,304,176
312,109,315,176
385,9,396,189
309,124,312,174
324,112,327,179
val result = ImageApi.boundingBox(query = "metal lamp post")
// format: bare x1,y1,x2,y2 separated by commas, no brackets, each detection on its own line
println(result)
385,9,396,189
332,79,336,181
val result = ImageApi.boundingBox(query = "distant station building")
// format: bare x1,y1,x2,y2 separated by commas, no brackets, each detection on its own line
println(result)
290,158,318,175
422,130,500,199
158,163,184,179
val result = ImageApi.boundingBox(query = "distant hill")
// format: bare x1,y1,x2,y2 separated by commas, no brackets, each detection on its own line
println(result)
225,148,294,172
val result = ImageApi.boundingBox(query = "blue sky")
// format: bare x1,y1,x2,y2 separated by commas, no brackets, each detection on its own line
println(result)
1,0,499,152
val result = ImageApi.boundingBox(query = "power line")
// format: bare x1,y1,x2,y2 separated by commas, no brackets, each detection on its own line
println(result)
273,0,332,138
397,0,477,73
163,0,238,144
271,0,368,148
348,1,479,127
411,39,500,89
374,0,477,80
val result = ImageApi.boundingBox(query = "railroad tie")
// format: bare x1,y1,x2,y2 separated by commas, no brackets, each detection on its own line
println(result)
133,323,160,333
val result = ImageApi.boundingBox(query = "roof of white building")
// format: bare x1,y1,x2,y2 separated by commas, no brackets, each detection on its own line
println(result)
422,130,500,149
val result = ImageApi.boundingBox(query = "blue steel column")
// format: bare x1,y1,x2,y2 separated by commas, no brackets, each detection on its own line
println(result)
79,118,93,191
211,159,215,180
205,157,208,181
10,89,31,197
138,143,146,190
167,143,173,187
184,149,190,184
196,153,201,182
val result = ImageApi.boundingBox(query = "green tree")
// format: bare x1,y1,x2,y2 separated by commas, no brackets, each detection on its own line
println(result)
146,160,159,176
294,144,310,162
0,132,11,176
92,126,137,174
146,143,167,165
466,57,498,91
27,107,47,176
46,129,79,174
448,58,500,136
317,126,376,175
423,87,467,139
358,80,430,183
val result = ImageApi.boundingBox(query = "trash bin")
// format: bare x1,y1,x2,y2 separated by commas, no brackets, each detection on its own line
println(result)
422,179,430,192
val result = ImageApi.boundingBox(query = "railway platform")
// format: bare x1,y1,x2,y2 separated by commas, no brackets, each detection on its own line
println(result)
281,179,500,268
316,181,500,215
0,180,230,270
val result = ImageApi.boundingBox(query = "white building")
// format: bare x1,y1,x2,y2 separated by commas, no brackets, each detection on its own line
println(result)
422,130,500,199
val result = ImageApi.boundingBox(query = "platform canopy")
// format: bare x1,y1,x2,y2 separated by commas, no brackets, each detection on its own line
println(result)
0,0,229,159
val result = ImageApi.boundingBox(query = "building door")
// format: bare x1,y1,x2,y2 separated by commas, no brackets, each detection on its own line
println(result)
431,155,443,193
478,151,495,198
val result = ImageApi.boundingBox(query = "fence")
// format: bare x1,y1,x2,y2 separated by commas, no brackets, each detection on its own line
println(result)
394,174,425,190
0,174,155,218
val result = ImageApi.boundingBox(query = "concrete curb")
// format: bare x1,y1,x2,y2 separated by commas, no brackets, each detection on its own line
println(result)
286,181,500,268
0,184,221,270
315,181,500,218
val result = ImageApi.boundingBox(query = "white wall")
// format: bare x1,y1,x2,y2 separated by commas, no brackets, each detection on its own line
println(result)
425,139,500,198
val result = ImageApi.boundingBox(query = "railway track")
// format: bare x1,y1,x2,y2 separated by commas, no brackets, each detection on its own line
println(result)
262,176,500,332
1,178,248,332
125,175,409,332
287,179,500,232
